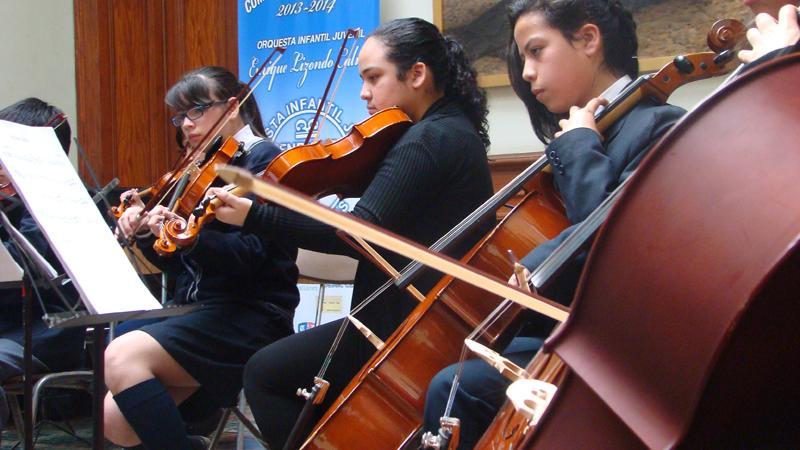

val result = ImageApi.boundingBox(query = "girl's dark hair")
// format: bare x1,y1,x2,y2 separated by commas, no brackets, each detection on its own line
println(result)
370,18,490,148
0,98,71,153
165,66,267,138
507,0,638,143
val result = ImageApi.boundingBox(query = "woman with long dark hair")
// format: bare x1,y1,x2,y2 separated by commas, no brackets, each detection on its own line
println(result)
107,66,299,450
210,18,495,448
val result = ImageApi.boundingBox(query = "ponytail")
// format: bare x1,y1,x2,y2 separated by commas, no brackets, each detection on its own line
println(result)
371,18,490,149
443,36,490,147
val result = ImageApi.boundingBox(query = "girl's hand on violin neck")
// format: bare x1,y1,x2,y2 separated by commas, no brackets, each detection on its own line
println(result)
554,97,608,139
115,205,147,240
206,187,252,227
145,205,182,236
739,5,800,63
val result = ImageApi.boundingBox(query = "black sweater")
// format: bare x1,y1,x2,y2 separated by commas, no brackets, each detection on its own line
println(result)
243,98,494,338
138,139,300,313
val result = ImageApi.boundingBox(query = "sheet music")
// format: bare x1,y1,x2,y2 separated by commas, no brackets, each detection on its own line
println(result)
0,121,161,314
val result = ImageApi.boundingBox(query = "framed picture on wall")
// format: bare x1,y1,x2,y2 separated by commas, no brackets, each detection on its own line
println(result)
433,0,751,88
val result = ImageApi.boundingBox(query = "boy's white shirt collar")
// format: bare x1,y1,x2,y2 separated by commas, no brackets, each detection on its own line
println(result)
233,124,262,150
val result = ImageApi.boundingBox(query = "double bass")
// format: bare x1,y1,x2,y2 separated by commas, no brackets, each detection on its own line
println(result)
478,51,800,449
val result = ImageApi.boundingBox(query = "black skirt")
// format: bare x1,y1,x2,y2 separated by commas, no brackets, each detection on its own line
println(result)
141,299,293,407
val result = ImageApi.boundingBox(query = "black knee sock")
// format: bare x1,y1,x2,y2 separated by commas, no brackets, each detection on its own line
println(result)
112,378,191,450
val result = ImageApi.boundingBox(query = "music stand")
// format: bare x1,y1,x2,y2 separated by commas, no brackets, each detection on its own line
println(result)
0,121,196,449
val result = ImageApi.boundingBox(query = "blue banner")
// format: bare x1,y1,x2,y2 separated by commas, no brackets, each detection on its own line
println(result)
238,0,380,151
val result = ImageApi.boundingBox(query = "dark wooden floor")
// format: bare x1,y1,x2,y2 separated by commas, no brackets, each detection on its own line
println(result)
0,413,266,449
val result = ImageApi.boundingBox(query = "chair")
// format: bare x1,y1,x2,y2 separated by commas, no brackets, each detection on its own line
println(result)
3,370,94,443
208,391,267,450
207,250,357,450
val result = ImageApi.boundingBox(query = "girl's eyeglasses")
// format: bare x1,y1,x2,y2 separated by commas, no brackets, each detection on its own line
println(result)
170,101,226,127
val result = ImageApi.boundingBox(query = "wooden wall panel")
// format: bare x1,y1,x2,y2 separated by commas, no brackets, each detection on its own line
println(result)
75,0,238,187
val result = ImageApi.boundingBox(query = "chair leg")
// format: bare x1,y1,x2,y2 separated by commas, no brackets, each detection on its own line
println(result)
31,371,93,425
208,407,233,450
7,391,24,443
231,408,269,448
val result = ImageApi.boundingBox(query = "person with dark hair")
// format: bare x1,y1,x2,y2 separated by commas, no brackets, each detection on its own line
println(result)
0,97,84,432
421,1,686,448
209,17,494,448
107,66,300,450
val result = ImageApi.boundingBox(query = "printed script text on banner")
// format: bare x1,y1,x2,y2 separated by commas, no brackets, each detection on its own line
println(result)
238,0,380,151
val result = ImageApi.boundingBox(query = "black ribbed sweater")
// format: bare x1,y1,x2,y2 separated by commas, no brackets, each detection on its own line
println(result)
242,97,494,338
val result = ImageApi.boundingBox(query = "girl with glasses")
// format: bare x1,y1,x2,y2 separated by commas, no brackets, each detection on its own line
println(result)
108,66,300,450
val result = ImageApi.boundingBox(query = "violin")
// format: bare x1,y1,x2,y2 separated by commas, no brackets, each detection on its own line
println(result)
153,136,242,255
0,182,17,210
112,47,286,224
262,106,412,198
110,170,177,218
0,182,16,200
157,29,413,253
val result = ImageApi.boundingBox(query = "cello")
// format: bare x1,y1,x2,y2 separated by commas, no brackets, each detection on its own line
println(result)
479,50,800,449
218,47,733,450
